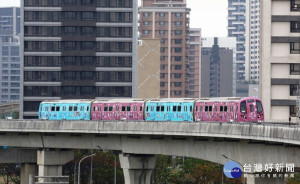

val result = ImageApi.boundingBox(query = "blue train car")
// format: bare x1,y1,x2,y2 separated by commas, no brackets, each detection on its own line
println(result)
145,99,195,122
39,100,93,120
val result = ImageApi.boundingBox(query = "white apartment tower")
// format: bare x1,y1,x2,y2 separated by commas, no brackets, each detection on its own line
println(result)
260,0,300,121
245,0,260,83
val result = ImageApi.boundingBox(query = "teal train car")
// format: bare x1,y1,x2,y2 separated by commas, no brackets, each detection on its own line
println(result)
38,100,93,120
145,99,195,122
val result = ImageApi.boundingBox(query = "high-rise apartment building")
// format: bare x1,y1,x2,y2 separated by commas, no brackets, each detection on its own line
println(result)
228,0,249,97
0,7,21,104
139,0,190,98
260,0,300,121
202,37,237,96
245,0,260,84
228,0,246,81
201,38,233,98
21,0,138,119
188,28,201,98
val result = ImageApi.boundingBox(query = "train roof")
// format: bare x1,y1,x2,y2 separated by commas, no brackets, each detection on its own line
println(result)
147,98,195,103
93,98,146,103
40,99,94,104
195,97,260,102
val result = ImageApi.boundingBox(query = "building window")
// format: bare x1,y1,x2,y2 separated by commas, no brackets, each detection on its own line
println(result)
160,39,165,44
159,30,165,35
290,105,297,117
174,56,181,61
174,47,181,53
290,64,300,75
290,84,299,96
160,82,165,87
175,13,182,17
174,39,181,44
143,21,150,26
291,0,300,11
159,21,165,26
143,12,150,17
160,56,166,61
174,82,181,87
290,42,300,54
159,13,165,17
174,73,181,78
174,65,181,70
175,30,182,35
175,21,182,26
160,47,165,53
291,21,300,32
142,30,149,35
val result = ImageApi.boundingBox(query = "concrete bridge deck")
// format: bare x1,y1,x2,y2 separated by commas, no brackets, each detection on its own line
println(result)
0,120,299,145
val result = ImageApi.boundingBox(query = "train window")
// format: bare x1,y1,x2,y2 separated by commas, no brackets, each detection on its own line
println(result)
173,106,177,112
178,106,181,111
122,106,126,111
196,106,198,112
69,106,73,111
146,106,148,112
104,106,108,111
87,106,89,111
140,106,142,111
93,106,96,111
220,106,223,112
161,106,165,111
190,106,192,112
51,106,55,111
56,106,60,111
156,106,160,112
127,106,131,111
248,99,254,102
240,101,246,113
109,106,113,111
205,106,208,112
256,100,263,113
250,105,254,112
224,106,227,112
74,106,78,111
209,106,212,112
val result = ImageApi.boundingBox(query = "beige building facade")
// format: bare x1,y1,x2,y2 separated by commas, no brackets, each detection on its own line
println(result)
139,0,190,98
188,28,201,98
137,39,160,98
260,0,300,121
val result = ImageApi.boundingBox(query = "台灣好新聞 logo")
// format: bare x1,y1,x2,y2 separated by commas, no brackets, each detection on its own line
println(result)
223,161,242,178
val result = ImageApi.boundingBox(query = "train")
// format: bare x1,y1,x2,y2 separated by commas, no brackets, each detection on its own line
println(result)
38,97,264,122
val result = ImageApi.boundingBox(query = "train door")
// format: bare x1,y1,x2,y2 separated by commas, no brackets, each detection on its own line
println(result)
165,103,171,121
246,100,257,121
138,104,144,120
114,104,121,120
132,103,138,120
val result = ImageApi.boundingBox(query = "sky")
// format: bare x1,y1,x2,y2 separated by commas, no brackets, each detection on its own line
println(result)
0,0,228,37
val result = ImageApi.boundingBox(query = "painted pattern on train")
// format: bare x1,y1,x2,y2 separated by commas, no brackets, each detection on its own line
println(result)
38,97,264,122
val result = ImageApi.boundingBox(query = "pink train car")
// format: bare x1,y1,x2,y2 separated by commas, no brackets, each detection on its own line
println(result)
194,97,264,122
91,99,145,121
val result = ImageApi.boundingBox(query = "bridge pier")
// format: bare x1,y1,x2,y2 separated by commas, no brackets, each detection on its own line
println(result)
20,164,37,184
37,150,74,177
119,154,156,184
246,174,285,184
